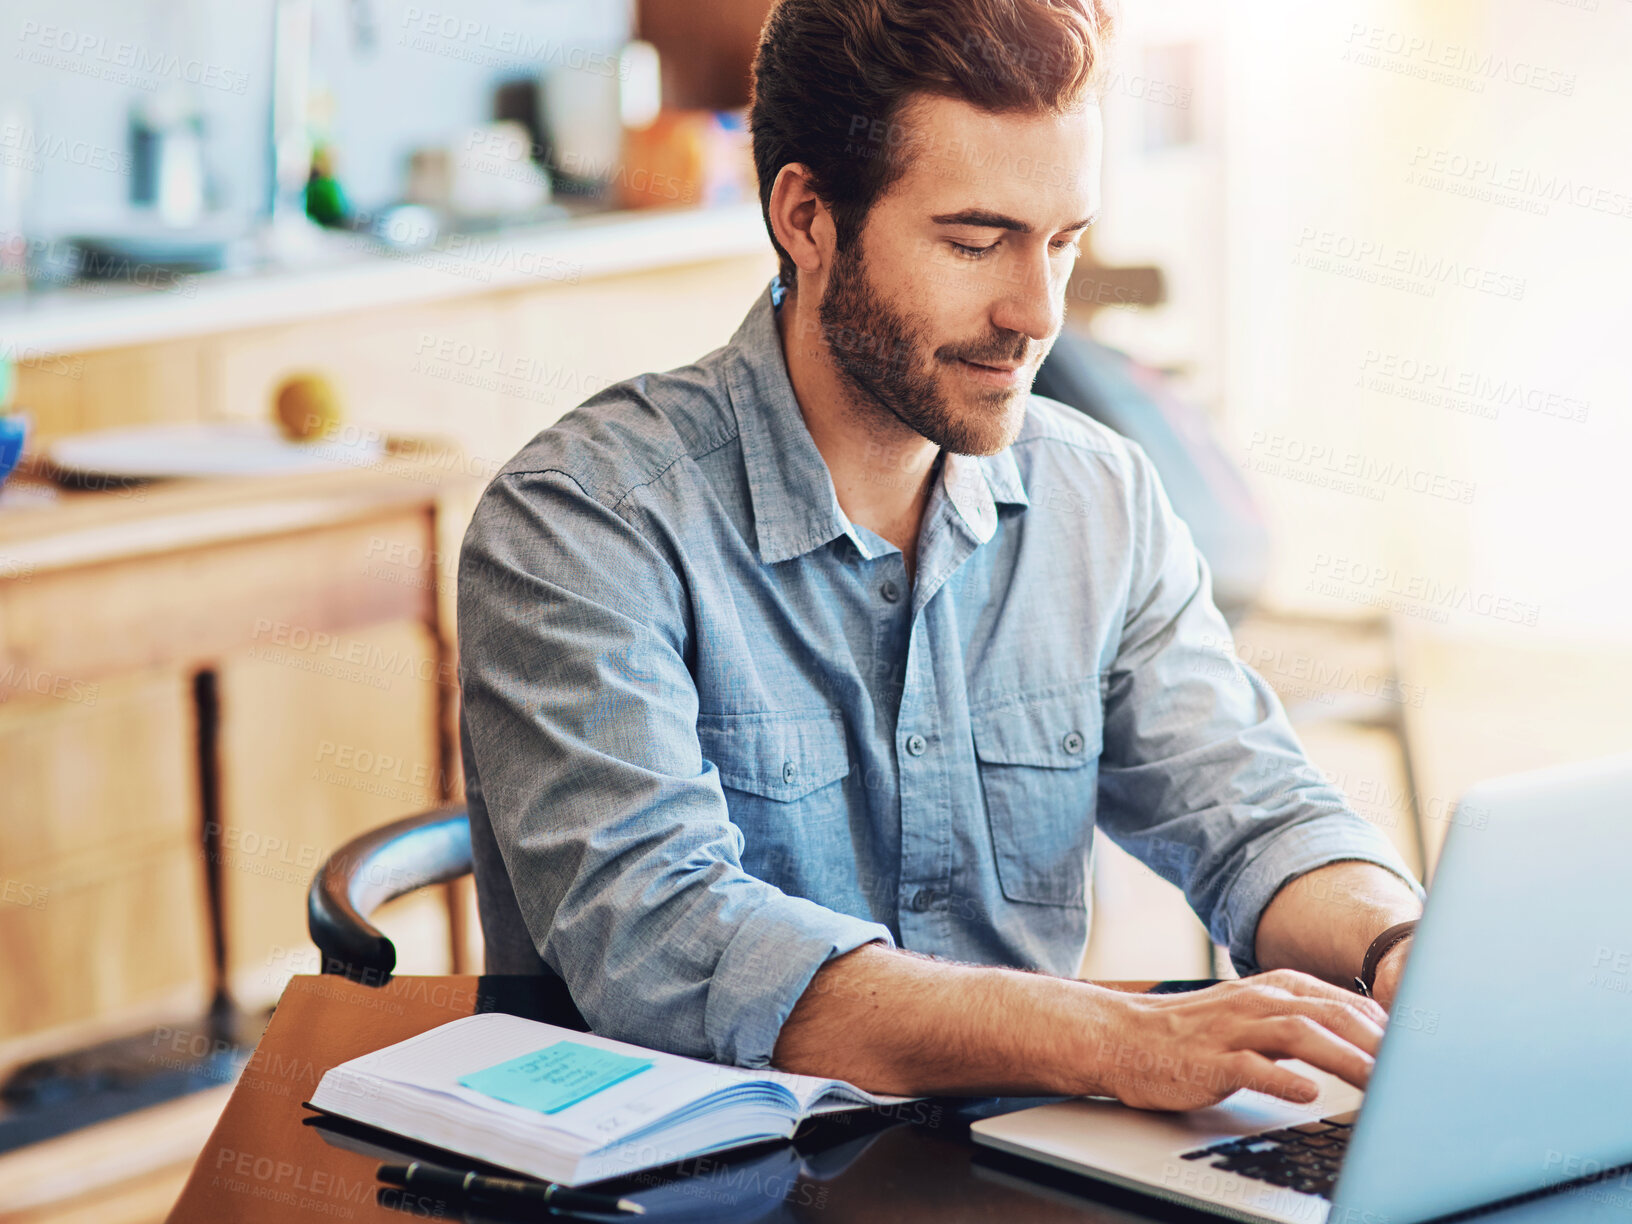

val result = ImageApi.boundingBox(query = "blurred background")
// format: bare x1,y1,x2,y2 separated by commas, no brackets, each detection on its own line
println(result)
0,0,1627,1218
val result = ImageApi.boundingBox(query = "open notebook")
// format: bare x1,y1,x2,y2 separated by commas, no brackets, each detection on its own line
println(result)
306,1012,914,1186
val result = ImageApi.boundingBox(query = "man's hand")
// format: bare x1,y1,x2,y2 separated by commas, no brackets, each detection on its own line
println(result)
772,945,1388,1108
1089,969,1387,1111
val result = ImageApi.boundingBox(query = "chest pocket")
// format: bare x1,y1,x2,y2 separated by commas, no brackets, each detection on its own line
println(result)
970,680,1103,907
695,711,852,886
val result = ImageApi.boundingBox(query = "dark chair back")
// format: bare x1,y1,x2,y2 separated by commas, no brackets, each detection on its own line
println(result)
1035,332,1271,624
307,805,472,981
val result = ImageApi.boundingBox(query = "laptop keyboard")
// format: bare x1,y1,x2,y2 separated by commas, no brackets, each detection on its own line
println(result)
1178,1110,1358,1200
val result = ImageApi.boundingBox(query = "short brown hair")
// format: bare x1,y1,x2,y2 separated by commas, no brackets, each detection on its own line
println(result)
749,0,1115,293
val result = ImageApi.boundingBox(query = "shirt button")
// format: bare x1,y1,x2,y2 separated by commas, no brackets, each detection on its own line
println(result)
905,733,927,756
909,888,936,912
1062,730,1085,755
782,760,797,784
880,579,901,604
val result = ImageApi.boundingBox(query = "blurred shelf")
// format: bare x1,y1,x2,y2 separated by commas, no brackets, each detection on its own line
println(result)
0,201,766,356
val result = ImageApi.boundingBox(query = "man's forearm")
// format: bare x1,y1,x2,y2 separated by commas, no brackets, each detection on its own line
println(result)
771,942,1120,1097
1253,860,1424,1000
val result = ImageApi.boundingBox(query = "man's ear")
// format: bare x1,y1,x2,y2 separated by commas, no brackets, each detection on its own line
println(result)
767,163,833,282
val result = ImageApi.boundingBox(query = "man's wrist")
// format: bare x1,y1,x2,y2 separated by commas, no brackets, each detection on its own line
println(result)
1355,920,1419,997
1368,933,1414,1003
1055,981,1142,1098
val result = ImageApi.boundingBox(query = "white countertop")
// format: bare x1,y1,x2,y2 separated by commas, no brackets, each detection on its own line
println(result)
0,201,770,356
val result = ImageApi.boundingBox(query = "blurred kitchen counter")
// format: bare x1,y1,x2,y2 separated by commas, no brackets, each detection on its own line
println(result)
6,207,776,479
0,201,767,357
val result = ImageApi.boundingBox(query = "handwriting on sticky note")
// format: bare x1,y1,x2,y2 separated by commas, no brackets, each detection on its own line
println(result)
458,1041,654,1115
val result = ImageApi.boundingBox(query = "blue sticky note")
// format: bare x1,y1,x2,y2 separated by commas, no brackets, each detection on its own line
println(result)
459,1041,653,1115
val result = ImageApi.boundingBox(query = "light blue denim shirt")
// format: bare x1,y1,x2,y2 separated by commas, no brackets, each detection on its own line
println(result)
457,277,1423,1069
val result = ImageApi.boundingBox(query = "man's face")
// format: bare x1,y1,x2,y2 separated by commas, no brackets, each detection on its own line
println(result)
816,93,1102,456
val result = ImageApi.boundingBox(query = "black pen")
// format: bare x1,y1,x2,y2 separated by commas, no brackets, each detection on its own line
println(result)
378,1161,645,1215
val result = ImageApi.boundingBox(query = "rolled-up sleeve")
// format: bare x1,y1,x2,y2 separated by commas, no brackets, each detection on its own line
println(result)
1094,443,1425,976
457,470,894,1068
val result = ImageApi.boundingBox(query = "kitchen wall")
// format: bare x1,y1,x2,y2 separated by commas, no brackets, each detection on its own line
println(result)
3,0,633,237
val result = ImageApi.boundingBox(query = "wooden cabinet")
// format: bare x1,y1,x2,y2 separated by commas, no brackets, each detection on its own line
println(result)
0,460,467,1046
0,669,212,1042
217,618,445,1008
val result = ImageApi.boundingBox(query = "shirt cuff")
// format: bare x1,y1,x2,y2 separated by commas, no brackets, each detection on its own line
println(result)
1218,815,1426,978
703,894,896,1069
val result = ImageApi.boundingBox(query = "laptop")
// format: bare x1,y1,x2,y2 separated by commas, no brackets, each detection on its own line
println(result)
971,753,1632,1224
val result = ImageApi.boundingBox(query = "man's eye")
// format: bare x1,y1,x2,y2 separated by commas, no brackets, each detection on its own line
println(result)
1050,238,1081,255
950,241,996,259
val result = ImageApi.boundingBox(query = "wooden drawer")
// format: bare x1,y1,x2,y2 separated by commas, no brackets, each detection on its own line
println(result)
0,670,212,1042
0,512,435,693
216,619,446,1008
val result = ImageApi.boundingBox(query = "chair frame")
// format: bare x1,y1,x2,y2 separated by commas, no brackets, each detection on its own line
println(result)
306,804,471,981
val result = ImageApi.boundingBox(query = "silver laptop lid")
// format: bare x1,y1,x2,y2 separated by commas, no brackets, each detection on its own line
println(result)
1333,752,1632,1224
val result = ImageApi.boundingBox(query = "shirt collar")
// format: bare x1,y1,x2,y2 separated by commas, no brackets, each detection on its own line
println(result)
726,277,1030,565
942,448,1028,546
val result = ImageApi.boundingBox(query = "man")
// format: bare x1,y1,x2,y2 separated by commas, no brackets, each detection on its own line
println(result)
457,0,1425,1111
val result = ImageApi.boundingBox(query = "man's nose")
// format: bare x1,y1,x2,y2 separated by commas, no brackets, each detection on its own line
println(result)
990,250,1065,345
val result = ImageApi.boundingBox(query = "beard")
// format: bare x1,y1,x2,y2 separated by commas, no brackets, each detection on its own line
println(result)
815,238,1042,457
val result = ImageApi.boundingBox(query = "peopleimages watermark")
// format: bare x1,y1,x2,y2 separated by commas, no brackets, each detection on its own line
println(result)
209,1148,371,1219
0,118,129,176
1307,554,1540,628
1243,431,1477,505
312,740,457,807
0,332,85,380
392,230,582,287
15,21,250,94
1356,350,1590,426
1587,945,1632,996
1308,768,1488,835
410,332,620,407
246,620,400,693
1406,146,1632,221
1,234,198,298
358,534,460,594
1291,227,1526,301
397,7,628,78
1539,1150,1632,1211
248,614,461,689
0,663,100,706
1340,23,1577,97
2,877,49,910
1197,630,1428,708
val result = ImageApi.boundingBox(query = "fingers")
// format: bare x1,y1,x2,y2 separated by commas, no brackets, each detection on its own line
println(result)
1254,968,1388,1027
1238,1012,1375,1091
1219,1051,1323,1106
1215,973,1386,1061
1302,995,1384,1056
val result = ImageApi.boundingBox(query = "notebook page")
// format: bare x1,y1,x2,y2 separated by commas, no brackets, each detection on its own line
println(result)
338,1013,793,1145
745,1063,921,1112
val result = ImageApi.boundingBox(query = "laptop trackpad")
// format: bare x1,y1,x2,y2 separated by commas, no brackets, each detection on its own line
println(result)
970,1062,1362,1220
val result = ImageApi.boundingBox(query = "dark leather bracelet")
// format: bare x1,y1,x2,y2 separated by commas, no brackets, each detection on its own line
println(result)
1354,920,1419,997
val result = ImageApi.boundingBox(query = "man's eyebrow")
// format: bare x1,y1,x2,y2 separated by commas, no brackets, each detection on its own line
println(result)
929,207,1100,233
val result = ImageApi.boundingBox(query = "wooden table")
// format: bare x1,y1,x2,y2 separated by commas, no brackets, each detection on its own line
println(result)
168,974,1181,1224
